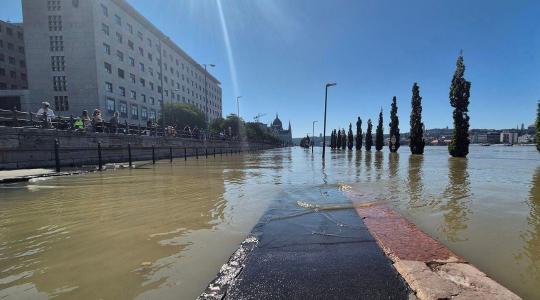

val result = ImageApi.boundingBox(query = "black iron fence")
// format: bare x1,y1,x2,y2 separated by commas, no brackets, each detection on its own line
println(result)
0,108,235,141
47,139,268,172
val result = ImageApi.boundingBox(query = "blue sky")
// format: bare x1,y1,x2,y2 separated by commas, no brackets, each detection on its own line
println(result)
2,0,539,137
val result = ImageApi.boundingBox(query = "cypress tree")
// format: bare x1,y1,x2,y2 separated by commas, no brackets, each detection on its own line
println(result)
355,117,363,150
410,83,425,155
331,129,336,149
375,109,384,151
389,96,400,153
336,129,342,149
341,129,347,150
448,53,471,157
536,101,540,153
348,123,354,150
365,119,373,151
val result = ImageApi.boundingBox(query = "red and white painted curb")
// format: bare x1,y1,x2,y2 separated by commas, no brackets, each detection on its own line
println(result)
345,189,521,300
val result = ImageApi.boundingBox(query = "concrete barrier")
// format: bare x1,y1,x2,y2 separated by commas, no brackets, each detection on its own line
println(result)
0,126,277,170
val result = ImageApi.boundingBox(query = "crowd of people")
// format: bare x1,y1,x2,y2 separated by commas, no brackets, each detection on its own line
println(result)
34,101,228,140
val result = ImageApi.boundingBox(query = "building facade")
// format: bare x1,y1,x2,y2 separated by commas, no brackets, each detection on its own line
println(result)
22,0,221,123
270,114,293,145
0,21,28,91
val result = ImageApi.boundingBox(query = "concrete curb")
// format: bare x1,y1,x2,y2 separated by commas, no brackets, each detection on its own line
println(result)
345,190,521,300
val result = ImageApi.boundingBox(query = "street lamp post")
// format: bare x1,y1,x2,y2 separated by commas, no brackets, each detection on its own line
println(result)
236,96,242,118
201,64,216,125
322,83,336,160
312,120,318,153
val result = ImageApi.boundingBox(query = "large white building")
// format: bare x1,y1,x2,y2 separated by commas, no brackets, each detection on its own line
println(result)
22,0,222,123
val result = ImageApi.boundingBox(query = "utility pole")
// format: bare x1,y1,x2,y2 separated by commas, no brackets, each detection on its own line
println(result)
322,83,337,160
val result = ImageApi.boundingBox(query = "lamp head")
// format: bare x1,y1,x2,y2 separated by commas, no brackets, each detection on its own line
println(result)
326,83,337,87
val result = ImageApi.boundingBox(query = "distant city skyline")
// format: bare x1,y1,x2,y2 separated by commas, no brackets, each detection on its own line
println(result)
1,0,538,137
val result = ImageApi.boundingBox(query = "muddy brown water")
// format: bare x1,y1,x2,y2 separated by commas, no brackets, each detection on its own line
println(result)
0,146,539,299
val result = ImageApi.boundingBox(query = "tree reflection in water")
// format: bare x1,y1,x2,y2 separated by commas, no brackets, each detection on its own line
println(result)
522,167,540,283
374,151,383,180
388,152,400,203
364,151,372,181
439,157,472,242
407,154,424,208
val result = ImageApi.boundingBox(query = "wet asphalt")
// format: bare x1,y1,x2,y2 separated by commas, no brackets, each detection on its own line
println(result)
203,200,410,300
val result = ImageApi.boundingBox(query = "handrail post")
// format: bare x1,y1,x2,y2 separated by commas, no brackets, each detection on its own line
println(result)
98,141,103,171
128,143,132,168
205,148,208,159
213,147,216,158
152,145,156,164
196,148,199,159
184,147,187,161
170,147,173,163
54,139,60,172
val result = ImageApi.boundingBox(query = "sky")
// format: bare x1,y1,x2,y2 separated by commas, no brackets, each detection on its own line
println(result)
2,0,539,137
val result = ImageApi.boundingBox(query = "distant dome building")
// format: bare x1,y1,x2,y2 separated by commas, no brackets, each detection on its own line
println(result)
270,114,292,145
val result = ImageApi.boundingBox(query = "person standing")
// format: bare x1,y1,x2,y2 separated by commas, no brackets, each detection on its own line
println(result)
36,101,56,127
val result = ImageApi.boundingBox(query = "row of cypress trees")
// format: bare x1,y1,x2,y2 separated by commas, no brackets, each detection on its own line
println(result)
329,54,473,157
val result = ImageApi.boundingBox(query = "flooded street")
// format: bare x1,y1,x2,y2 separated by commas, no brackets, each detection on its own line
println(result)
0,146,539,299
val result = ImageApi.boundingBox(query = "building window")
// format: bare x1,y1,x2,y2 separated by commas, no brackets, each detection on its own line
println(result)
49,36,64,51
130,90,136,100
6,27,13,36
53,76,67,91
101,4,108,16
131,104,138,119
139,78,146,87
47,0,61,11
102,23,109,35
116,32,123,44
7,43,14,50
116,50,124,61
149,82,154,91
137,31,143,40
150,109,156,120
114,14,122,26
148,67,153,76
147,38,152,47
0,68,5,76
106,97,115,112
120,101,127,117
139,62,145,72
147,53,153,62
103,43,110,55
8,57,15,65
51,56,65,71
129,73,135,84
128,40,134,50
54,96,69,111
0,54,4,62
117,86,126,97
129,56,135,66
18,46,24,54
141,107,148,120
10,71,16,79
127,23,133,34
141,94,146,103
150,97,155,105
105,81,113,92
118,68,125,79
48,16,63,31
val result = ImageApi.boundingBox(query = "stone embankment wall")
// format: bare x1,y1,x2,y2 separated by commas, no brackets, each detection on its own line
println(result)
0,127,277,170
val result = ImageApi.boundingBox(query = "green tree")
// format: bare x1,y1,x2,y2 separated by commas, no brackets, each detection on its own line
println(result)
332,129,337,149
347,123,354,150
210,117,225,133
375,109,384,151
336,129,342,149
356,117,363,150
223,114,245,137
341,129,347,150
410,83,425,155
448,54,472,157
365,119,373,151
536,101,540,153
389,96,400,153
161,103,206,130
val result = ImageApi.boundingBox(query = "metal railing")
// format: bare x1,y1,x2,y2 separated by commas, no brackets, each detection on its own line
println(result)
0,108,237,141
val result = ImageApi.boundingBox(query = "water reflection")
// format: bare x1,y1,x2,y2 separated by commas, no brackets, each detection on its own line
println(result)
355,151,362,180
388,153,400,203
407,154,424,208
364,151,372,181
439,158,472,242
374,152,383,180
523,167,540,283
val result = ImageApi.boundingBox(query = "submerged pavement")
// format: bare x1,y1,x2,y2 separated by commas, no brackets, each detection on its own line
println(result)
200,200,411,299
